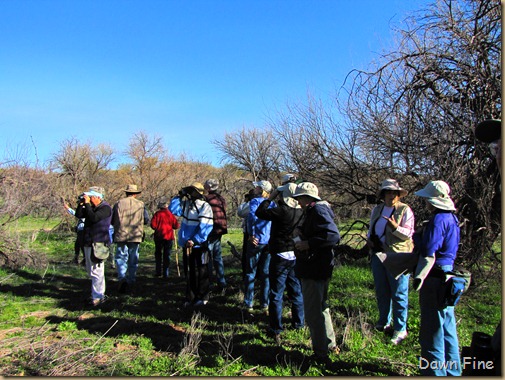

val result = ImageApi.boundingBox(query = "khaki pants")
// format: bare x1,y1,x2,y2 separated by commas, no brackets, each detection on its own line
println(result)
301,278,336,357
84,246,106,300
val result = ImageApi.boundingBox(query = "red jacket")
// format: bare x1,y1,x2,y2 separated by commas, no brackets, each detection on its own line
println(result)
150,208,180,241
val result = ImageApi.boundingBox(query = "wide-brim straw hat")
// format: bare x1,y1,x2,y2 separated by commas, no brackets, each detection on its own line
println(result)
376,179,408,198
124,184,142,194
414,180,456,211
185,182,205,196
292,182,321,201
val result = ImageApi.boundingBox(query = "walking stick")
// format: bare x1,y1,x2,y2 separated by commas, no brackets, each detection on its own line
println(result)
184,245,192,279
174,234,181,277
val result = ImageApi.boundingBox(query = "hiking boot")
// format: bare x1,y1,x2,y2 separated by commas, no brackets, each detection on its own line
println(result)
391,330,408,345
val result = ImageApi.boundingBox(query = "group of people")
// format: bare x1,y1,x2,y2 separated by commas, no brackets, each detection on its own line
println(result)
368,178,462,376
65,180,229,308
66,184,150,306
63,118,501,374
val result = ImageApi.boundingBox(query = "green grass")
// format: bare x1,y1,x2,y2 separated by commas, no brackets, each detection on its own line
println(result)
0,218,501,376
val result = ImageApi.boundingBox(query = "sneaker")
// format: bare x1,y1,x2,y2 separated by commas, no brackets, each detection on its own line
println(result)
391,330,408,345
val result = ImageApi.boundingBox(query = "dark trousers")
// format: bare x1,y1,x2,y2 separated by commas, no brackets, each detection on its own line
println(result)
74,230,85,259
154,238,173,278
241,231,249,280
183,246,210,302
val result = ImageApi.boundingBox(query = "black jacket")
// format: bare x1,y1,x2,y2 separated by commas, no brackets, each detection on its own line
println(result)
75,200,112,245
294,201,340,280
255,199,303,254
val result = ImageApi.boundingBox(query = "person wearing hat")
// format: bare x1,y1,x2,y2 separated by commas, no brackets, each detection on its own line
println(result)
111,184,150,294
475,118,501,375
150,198,180,279
169,182,214,307
244,180,274,314
75,188,112,306
62,195,86,265
412,180,461,376
367,179,415,345
292,182,340,363
475,119,501,175
204,178,228,291
281,173,297,185
237,189,255,279
255,182,304,344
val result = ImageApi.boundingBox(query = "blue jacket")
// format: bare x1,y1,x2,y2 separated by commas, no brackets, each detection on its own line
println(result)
169,196,213,248
420,210,460,267
247,196,274,245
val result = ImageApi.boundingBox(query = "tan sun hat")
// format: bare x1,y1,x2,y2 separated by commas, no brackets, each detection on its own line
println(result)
376,179,408,198
186,182,205,195
124,184,142,194
414,180,456,211
277,182,301,208
292,182,321,201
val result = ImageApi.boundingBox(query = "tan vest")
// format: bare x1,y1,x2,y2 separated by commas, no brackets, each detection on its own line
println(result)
113,196,145,243
370,202,414,253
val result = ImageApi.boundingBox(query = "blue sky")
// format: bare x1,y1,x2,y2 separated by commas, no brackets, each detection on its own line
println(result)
1,0,426,168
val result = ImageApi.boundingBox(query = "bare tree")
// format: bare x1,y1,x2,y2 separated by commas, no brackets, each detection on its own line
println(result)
213,127,282,182
50,137,115,199
263,0,500,265
343,0,501,263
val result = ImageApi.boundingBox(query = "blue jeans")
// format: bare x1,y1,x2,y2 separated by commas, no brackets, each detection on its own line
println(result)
371,254,409,331
243,243,270,308
419,265,461,376
154,238,173,278
207,235,226,286
115,242,140,285
268,255,304,334
301,277,336,357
